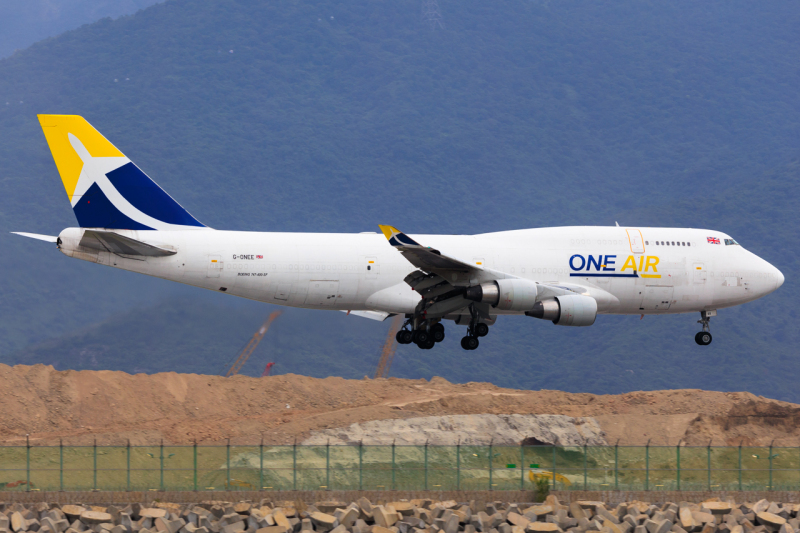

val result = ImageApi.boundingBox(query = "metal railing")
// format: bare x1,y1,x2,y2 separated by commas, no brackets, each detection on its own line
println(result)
0,441,797,492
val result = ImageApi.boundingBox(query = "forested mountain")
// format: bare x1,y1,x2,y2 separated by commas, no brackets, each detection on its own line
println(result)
0,0,163,59
1,0,798,399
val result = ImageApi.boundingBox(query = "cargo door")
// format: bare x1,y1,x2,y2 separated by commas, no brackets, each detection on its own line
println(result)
693,263,706,283
639,286,673,310
207,255,222,278
626,229,645,254
305,280,340,306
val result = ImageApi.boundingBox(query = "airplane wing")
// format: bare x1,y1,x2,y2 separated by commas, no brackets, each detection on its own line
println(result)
379,225,508,318
378,225,613,318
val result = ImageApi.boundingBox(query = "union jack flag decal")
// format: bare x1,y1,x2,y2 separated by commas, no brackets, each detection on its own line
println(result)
256,255,264,259
707,237,721,244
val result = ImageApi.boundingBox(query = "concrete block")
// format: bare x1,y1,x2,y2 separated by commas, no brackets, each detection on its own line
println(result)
223,524,245,533
141,515,167,522
757,515,786,530
256,528,286,533
81,515,112,527
571,507,587,522
508,516,531,529
309,515,336,533
374,509,398,530
526,524,560,533
271,514,290,533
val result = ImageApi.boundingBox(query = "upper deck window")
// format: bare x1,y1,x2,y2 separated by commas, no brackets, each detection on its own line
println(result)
724,238,739,246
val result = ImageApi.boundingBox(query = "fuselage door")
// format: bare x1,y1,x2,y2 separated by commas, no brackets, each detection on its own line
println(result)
693,263,707,283
640,286,673,310
365,256,379,278
207,255,222,278
626,229,645,254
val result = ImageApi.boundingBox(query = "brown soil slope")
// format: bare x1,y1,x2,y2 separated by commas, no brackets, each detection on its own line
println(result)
1,364,799,446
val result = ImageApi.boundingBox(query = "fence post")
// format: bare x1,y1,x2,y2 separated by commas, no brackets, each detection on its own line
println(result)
93,439,98,491
194,440,198,492
325,439,330,490
645,439,650,491
226,438,231,491
552,444,557,491
769,440,774,491
676,440,681,492
456,438,461,491
520,443,525,490
292,439,297,491
614,441,618,490
359,440,363,491
738,441,743,491
424,441,428,491
59,438,63,492
127,440,131,491
160,439,165,491
489,439,493,491
26,435,30,493
583,442,588,490
259,438,264,491
707,440,712,491
391,439,396,491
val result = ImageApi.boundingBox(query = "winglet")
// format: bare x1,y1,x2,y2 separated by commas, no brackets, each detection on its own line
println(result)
378,225,422,247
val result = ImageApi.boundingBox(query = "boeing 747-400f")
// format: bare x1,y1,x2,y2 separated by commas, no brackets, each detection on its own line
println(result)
14,115,784,350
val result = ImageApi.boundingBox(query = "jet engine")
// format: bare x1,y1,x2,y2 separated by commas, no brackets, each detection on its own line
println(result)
464,279,539,311
525,294,597,326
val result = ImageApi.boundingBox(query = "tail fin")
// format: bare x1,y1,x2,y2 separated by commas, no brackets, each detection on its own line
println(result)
38,115,205,230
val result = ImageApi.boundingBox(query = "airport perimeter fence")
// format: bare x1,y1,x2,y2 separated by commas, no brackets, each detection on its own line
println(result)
0,443,798,493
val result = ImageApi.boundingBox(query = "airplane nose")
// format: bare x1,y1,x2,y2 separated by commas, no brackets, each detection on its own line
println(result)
775,267,785,289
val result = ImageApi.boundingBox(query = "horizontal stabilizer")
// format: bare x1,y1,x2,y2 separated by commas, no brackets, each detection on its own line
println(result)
11,232,58,243
80,230,176,256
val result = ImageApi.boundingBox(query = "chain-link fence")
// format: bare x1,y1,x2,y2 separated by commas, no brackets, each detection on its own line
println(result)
0,444,796,492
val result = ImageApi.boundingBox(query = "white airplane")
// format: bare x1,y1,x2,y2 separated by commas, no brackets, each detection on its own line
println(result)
15,115,784,350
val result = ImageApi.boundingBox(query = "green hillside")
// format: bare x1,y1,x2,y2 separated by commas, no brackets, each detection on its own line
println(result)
1,0,799,399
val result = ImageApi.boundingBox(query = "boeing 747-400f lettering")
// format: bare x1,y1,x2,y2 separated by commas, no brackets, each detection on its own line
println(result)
14,115,784,350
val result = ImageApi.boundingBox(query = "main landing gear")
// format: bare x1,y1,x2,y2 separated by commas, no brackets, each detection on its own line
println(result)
395,319,445,350
695,310,715,345
460,305,489,350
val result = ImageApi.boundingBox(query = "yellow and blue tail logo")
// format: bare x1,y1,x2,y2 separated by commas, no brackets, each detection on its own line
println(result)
38,115,205,230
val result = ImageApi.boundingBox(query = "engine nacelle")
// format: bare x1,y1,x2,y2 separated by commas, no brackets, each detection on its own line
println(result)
526,294,597,327
464,279,539,312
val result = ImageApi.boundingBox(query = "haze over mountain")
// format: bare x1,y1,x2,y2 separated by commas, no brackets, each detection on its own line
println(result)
0,0,163,59
1,0,798,399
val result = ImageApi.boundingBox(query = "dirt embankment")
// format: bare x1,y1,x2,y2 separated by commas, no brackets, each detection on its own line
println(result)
0,364,798,446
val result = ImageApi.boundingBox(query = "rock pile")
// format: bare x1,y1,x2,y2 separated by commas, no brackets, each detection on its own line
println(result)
0,498,797,533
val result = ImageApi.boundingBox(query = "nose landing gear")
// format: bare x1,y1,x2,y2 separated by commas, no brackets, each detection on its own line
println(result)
695,310,715,345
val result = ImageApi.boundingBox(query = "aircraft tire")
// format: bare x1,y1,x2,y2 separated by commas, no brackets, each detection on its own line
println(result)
397,330,413,344
461,336,479,350
415,330,430,344
695,332,712,345
431,323,445,343
475,323,489,337
419,339,435,350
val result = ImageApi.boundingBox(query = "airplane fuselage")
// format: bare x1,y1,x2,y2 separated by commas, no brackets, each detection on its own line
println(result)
56,225,783,318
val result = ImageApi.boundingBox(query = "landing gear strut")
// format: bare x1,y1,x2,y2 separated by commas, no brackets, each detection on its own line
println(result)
460,304,484,350
695,310,714,345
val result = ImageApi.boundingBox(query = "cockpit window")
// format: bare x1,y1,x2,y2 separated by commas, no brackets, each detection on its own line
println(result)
724,238,739,246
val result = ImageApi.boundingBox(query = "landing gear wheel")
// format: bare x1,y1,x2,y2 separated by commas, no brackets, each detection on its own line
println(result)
695,332,712,345
474,323,489,337
397,330,413,344
414,330,430,344
418,338,435,350
461,336,479,350
431,323,445,343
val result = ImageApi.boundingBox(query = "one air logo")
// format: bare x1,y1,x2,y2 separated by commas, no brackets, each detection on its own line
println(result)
569,254,661,278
